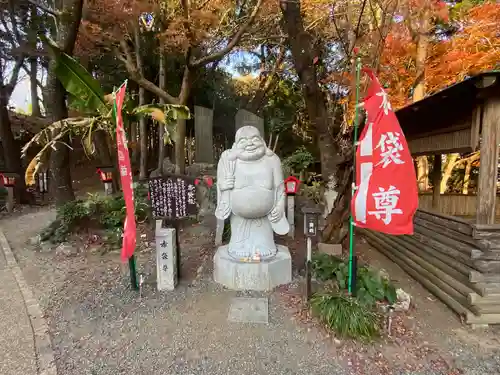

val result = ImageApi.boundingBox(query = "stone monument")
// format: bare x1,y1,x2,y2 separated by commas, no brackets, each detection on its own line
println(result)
213,125,292,291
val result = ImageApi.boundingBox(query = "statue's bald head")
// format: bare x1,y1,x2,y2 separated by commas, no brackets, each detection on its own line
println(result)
233,126,266,161
235,126,261,143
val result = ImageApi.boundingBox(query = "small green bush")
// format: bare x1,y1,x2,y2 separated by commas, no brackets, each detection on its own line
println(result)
311,293,381,340
312,253,397,307
41,185,150,245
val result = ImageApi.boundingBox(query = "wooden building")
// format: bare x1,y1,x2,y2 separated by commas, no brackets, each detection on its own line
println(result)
359,71,500,325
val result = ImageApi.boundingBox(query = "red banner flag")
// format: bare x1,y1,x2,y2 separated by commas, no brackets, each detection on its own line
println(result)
114,82,137,260
351,69,418,235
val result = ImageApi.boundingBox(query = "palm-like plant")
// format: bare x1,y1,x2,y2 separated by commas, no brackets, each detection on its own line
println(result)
23,36,190,185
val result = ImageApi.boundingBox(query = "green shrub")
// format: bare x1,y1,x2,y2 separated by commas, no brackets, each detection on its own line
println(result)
311,293,381,340
41,185,150,245
311,253,397,307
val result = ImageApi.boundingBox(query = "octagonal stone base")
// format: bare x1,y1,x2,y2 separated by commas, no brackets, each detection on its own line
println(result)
213,245,292,291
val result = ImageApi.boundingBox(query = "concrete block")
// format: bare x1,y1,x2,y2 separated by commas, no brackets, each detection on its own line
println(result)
228,297,268,324
214,244,292,291
318,242,343,257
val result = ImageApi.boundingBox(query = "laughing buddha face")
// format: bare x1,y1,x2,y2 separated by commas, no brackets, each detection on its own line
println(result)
234,126,266,161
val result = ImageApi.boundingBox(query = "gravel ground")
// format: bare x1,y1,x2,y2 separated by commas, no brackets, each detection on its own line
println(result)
2,208,347,375
2,207,500,375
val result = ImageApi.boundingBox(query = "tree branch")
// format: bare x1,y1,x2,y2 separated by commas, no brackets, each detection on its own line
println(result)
62,0,84,53
24,0,61,17
5,56,24,97
8,0,22,44
116,40,178,104
190,0,263,68
246,45,285,113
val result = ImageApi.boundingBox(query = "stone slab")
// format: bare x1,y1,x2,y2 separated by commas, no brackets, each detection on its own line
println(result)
214,244,292,291
318,242,343,257
227,297,269,324
194,106,214,163
235,109,265,136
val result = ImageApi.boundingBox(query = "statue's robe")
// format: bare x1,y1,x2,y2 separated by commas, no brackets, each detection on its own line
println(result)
215,148,289,260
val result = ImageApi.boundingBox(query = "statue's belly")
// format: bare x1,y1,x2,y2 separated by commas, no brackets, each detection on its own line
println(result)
231,187,274,218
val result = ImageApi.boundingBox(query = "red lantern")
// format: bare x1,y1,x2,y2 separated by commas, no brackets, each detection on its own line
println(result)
284,176,300,195
0,173,17,187
96,167,113,182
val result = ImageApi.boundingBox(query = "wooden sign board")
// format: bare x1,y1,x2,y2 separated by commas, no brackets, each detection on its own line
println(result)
148,175,199,219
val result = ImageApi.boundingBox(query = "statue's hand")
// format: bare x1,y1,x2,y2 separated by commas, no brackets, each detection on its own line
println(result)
269,207,282,223
220,177,235,191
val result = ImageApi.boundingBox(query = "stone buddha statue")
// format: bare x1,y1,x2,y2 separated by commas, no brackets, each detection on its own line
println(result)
215,126,290,262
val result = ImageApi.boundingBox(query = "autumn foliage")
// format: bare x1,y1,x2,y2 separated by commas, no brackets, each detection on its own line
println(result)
380,0,500,109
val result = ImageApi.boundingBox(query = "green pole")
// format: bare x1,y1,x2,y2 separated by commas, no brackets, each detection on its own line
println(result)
348,57,362,295
129,255,139,290
113,82,138,291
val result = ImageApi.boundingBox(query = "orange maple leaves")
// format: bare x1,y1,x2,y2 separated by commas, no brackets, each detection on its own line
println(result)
380,1,500,110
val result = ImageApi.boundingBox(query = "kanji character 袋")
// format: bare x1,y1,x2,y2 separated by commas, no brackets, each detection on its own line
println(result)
376,88,392,115
375,132,405,168
368,185,403,225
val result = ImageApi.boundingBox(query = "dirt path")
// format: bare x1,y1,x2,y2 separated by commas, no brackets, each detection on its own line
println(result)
3,208,500,375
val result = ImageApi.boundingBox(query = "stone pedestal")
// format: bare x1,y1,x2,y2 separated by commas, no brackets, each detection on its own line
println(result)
104,182,113,195
155,220,178,291
5,187,14,213
213,244,292,291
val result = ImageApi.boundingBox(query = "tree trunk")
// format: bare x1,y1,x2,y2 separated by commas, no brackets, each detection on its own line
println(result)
45,0,84,205
157,51,166,173
280,0,340,180
417,156,429,191
174,67,194,174
134,28,148,179
29,57,41,117
131,121,138,166
431,154,442,210
29,5,41,117
0,90,24,191
413,9,431,192
440,154,459,194
46,70,75,204
463,160,472,194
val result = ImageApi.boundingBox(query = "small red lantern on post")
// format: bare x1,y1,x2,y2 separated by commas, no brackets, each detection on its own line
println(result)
0,172,17,187
284,175,300,195
0,172,18,213
97,167,113,182
96,166,114,195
